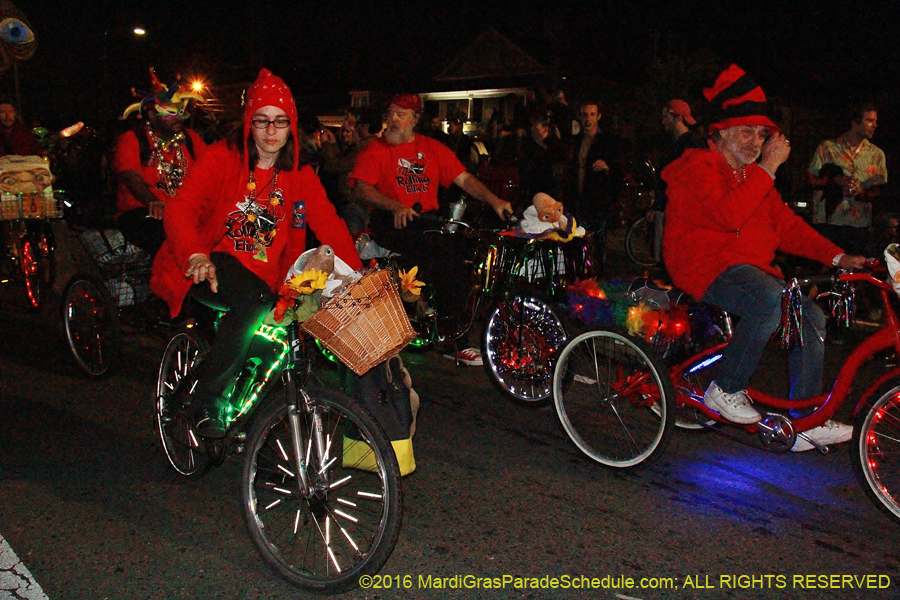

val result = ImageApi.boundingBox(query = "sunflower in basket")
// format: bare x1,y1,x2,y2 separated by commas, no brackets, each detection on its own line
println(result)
397,266,425,303
273,269,329,323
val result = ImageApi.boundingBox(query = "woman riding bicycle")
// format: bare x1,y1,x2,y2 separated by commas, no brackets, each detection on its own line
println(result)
662,65,865,451
150,68,361,438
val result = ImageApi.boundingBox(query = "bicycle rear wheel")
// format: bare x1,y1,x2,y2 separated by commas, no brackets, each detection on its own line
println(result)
852,384,900,524
553,329,675,469
60,274,121,377
483,296,567,403
625,217,658,267
242,386,402,593
156,330,211,478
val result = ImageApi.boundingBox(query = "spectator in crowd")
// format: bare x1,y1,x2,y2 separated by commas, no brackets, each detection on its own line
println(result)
567,100,624,274
662,64,865,451
517,108,566,202
446,114,475,173
808,103,888,255
646,99,704,264
544,86,579,143
113,69,207,256
419,111,449,146
320,116,366,235
356,107,383,143
0,99,43,157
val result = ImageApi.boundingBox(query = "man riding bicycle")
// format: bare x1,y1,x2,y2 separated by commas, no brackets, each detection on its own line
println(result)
661,64,866,451
350,93,512,365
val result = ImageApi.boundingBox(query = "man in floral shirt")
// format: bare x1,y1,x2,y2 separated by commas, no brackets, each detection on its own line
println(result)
808,103,887,254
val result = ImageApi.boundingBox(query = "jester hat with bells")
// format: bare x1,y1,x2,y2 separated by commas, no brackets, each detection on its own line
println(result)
121,67,205,121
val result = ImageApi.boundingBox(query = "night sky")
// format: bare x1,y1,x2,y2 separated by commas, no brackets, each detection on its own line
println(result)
7,0,900,142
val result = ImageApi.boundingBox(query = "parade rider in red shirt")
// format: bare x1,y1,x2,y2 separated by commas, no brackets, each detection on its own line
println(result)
113,68,207,256
661,64,866,452
351,93,512,366
351,93,512,232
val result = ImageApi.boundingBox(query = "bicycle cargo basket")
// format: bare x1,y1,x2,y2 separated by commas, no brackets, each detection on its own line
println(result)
301,269,415,375
1,191,62,220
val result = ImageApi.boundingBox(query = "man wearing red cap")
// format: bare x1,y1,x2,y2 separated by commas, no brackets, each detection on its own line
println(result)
351,93,513,366
352,93,511,228
152,68,360,437
646,99,703,262
662,65,865,451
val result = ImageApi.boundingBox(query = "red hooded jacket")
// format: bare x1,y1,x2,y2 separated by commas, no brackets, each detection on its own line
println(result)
150,141,361,318
661,146,842,299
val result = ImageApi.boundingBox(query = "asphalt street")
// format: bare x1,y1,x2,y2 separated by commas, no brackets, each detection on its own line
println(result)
2,224,900,600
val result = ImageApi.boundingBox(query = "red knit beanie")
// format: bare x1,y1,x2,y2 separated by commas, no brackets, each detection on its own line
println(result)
389,93,422,113
704,64,778,134
243,68,299,169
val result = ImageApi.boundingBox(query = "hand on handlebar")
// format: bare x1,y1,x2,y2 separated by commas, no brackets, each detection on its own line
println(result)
148,200,165,220
838,254,868,270
392,205,419,229
492,199,513,222
186,253,218,293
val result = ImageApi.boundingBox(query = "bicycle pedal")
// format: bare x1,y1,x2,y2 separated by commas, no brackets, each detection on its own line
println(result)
795,432,831,454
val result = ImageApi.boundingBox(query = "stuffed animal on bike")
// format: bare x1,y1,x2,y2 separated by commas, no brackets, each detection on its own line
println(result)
513,192,585,242
271,245,360,323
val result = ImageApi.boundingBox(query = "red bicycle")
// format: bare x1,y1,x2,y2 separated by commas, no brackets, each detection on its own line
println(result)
552,265,900,524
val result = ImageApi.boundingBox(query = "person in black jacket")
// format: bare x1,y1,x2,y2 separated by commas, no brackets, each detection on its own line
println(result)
567,100,623,273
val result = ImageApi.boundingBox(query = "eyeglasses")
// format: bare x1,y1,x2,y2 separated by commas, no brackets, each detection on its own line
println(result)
251,117,291,129
383,110,414,121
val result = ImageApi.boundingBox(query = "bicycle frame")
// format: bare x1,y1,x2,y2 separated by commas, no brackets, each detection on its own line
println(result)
671,271,900,435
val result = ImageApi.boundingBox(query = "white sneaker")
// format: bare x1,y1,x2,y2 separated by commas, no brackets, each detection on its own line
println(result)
444,347,483,366
703,381,761,424
791,420,853,452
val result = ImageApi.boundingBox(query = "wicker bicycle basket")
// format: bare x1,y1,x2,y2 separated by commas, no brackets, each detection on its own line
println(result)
301,269,415,375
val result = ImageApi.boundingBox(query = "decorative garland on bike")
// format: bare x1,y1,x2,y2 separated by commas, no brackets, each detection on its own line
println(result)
778,278,804,349
567,277,692,343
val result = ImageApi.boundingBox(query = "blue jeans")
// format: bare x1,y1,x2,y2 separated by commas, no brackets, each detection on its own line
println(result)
701,264,826,399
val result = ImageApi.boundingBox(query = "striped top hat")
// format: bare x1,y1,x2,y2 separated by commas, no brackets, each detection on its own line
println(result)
703,64,778,133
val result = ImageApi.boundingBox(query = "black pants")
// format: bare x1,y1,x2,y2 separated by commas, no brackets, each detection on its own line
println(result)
370,210,472,317
116,207,165,257
188,252,272,410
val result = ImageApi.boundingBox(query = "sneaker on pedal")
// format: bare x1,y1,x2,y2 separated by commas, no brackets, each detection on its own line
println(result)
704,381,761,424
195,407,226,439
444,347,483,366
791,420,853,452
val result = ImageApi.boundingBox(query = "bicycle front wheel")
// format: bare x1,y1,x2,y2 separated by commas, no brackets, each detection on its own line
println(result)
553,329,675,469
625,217,658,267
242,386,402,593
483,296,567,403
852,384,900,524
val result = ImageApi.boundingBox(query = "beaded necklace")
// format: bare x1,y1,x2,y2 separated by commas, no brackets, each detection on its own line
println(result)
146,123,188,197
245,167,280,262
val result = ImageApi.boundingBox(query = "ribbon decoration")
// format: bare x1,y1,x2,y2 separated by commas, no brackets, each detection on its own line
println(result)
779,278,804,349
